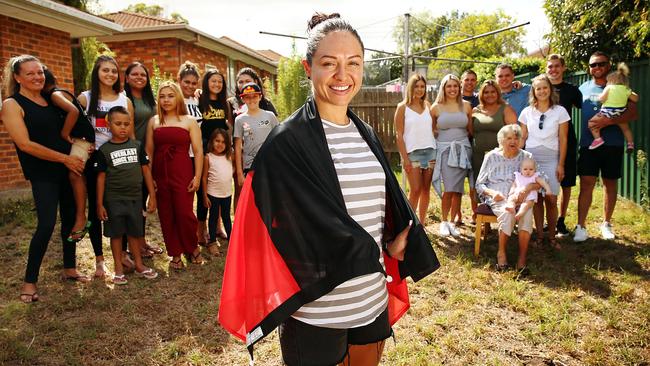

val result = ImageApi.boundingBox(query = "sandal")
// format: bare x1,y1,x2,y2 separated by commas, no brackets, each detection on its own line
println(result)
145,244,164,254
66,221,91,243
140,248,154,259
495,263,510,272
135,267,158,280
187,251,205,265
19,292,39,303
169,257,184,270
61,273,91,283
112,274,128,285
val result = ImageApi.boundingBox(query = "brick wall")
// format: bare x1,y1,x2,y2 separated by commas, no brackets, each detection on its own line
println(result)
0,15,74,192
106,38,229,86
106,37,180,80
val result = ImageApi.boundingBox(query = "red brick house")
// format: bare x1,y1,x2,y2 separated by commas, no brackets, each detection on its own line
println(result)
99,11,278,93
0,0,121,195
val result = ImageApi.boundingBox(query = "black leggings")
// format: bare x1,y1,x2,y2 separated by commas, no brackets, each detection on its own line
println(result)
207,194,231,241
85,156,104,257
25,179,77,283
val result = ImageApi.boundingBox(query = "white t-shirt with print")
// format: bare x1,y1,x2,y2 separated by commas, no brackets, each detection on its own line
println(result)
519,104,570,151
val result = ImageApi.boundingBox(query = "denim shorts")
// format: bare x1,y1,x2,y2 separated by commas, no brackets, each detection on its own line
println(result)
407,147,436,169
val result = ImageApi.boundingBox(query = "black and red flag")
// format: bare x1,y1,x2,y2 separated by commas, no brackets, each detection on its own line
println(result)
218,98,440,351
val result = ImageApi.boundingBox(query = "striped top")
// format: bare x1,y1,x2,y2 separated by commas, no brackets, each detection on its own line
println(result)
292,119,388,328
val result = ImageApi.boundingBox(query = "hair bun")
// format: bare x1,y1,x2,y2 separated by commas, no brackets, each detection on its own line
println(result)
307,12,341,31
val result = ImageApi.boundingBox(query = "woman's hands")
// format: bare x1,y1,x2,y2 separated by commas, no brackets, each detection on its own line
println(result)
64,155,85,176
386,220,412,261
491,190,506,202
187,176,200,192
403,159,413,174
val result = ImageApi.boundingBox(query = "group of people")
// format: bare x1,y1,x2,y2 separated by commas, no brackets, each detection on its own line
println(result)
396,51,638,274
2,54,279,299
1,9,639,365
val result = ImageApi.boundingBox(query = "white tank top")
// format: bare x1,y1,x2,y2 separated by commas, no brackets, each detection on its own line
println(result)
206,153,233,198
185,96,202,157
81,90,129,149
403,105,436,153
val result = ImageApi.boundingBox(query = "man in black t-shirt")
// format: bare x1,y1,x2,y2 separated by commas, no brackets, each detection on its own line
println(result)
546,54,582,237
461,69,479,108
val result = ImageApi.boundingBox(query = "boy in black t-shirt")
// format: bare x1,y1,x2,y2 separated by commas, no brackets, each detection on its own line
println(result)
96,106,158,285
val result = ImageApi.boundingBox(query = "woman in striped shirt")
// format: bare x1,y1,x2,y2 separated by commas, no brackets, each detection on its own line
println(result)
276,13,414,366
219,13,439,366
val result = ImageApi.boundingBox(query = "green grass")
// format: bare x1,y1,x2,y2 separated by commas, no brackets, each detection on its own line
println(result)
0,183,648,365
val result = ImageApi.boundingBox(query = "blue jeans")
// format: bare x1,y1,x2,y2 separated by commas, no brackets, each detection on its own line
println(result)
407,147,436,169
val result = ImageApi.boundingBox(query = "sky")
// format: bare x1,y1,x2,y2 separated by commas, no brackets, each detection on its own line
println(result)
100,0,551,58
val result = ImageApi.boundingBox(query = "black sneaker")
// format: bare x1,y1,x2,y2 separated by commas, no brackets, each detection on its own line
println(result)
556,217,569,237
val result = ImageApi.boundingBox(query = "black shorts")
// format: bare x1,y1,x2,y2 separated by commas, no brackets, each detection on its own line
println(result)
561,130,577,187
577,146,624,180
103,199,144,238
278,308,391,366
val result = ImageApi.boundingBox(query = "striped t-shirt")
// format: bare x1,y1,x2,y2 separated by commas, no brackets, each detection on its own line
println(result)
292,119,388,329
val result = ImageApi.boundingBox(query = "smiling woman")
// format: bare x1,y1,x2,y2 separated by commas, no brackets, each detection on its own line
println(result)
219,12,439,366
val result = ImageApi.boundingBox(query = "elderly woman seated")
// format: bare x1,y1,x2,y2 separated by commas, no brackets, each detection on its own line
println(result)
475,124,540,275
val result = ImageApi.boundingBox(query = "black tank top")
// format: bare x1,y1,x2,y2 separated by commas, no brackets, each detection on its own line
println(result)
10,93,69,181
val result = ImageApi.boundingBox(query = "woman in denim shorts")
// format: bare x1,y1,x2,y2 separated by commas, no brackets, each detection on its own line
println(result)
395,73,437,225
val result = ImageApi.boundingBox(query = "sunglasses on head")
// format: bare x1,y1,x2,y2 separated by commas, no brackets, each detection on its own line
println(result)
589,61,608,68
538,114,545,130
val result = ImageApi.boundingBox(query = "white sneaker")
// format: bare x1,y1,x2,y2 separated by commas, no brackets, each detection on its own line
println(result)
439,222,450,237
447,222,460,237
573,225,589,242
600,221,615,240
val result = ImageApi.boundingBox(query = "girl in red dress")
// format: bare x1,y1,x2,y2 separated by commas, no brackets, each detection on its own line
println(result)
145,81,204,269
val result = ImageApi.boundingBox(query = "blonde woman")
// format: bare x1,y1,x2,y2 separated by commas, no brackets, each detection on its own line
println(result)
146,81,204,269
395,73,436,224
431,74,473,237
519,74,569,249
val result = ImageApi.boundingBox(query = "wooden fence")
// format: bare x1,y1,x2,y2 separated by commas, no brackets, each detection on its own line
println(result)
349,88,437,154
515,59,650,208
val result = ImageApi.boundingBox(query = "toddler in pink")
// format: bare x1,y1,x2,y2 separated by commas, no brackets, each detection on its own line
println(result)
506,158,551,221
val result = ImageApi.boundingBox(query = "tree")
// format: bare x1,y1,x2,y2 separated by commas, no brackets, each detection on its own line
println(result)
125,3,164,17
472,57,544,84
364,52,402,86
544,0,650,69
393,10,526,81
265,43,310,120
170,12,188,24
62,0,112,94
123,3,188,24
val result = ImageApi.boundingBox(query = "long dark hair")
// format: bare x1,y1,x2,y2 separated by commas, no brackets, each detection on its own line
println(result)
234,67,277,115
88,55,121,117
207,128,232,160
199,69,229,116
124,61,155,109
